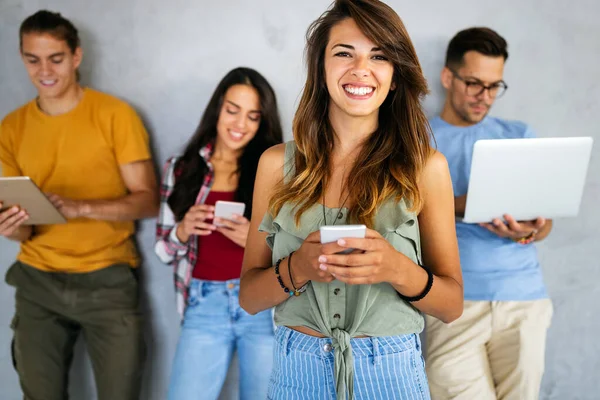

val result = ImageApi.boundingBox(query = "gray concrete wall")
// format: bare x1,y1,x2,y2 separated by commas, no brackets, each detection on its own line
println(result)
0,0,598,399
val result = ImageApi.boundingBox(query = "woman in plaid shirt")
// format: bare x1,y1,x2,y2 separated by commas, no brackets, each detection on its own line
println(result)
154,67,283,400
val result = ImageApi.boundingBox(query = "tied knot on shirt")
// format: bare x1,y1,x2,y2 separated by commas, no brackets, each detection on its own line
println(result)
332,328,354,399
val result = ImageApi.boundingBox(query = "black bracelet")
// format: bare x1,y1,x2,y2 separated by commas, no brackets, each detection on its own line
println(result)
398,264,434,302
287,251,298,291
286,251,307,296
274,256,291,296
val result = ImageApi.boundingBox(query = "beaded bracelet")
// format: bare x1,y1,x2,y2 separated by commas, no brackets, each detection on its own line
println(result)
513,230,536,245
274,253,306,297
398,264,434,303
274,256,292,296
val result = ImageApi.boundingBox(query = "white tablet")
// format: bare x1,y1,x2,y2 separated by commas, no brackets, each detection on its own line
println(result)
463,137,593,223
214,200,245,226
0,177,66,225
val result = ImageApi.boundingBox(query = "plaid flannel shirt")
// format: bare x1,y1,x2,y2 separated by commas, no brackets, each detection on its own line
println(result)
154,143,214,317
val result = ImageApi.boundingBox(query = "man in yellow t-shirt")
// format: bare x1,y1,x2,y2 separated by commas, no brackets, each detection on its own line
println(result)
0,10,158,400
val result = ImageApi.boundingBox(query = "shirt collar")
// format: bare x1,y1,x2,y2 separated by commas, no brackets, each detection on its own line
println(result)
198,141,214,163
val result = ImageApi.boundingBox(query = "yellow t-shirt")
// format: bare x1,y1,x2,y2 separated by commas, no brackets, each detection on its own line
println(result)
0,88,151,272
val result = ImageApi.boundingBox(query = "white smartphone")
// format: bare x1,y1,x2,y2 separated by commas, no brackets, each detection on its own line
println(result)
213,200,246,227
320,224,366,254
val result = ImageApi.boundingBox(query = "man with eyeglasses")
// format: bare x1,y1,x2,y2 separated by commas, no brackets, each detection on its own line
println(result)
425,27,554,400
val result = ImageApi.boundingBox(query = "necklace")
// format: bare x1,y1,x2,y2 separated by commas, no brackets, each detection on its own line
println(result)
322,179,351,226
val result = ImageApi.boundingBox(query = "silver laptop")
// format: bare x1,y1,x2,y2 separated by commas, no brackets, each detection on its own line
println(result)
463,137,593,223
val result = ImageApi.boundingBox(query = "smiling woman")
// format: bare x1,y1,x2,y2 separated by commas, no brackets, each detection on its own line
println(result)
216,85,263,151
153,67,283,400
325,19,396,119
239,0,463,399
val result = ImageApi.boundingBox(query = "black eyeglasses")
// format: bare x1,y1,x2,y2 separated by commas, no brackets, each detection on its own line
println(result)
449,69,508,98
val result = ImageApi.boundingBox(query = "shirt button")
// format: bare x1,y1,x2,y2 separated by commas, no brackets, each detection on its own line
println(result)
334,313,341,319
334,288,340,295
337,212,343,219
323,343,333,352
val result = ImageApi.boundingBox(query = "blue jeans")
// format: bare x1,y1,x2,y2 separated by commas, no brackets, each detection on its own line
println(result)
268,326,430,400
167,279,274,400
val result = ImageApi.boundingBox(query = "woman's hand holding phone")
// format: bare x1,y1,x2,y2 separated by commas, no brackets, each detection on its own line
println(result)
175,204,216,243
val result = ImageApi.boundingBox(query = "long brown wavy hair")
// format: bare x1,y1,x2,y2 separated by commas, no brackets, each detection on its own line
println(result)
269,0,433,226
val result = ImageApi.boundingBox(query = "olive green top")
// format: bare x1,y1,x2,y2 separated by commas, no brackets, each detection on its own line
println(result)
259,141,424,400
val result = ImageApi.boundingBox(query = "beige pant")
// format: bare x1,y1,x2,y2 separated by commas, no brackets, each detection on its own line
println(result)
424,299,553,400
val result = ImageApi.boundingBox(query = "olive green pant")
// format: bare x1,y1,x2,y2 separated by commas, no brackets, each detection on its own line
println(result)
6,261,145,400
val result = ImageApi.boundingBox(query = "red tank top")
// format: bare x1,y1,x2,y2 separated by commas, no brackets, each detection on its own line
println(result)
192,190,245,281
